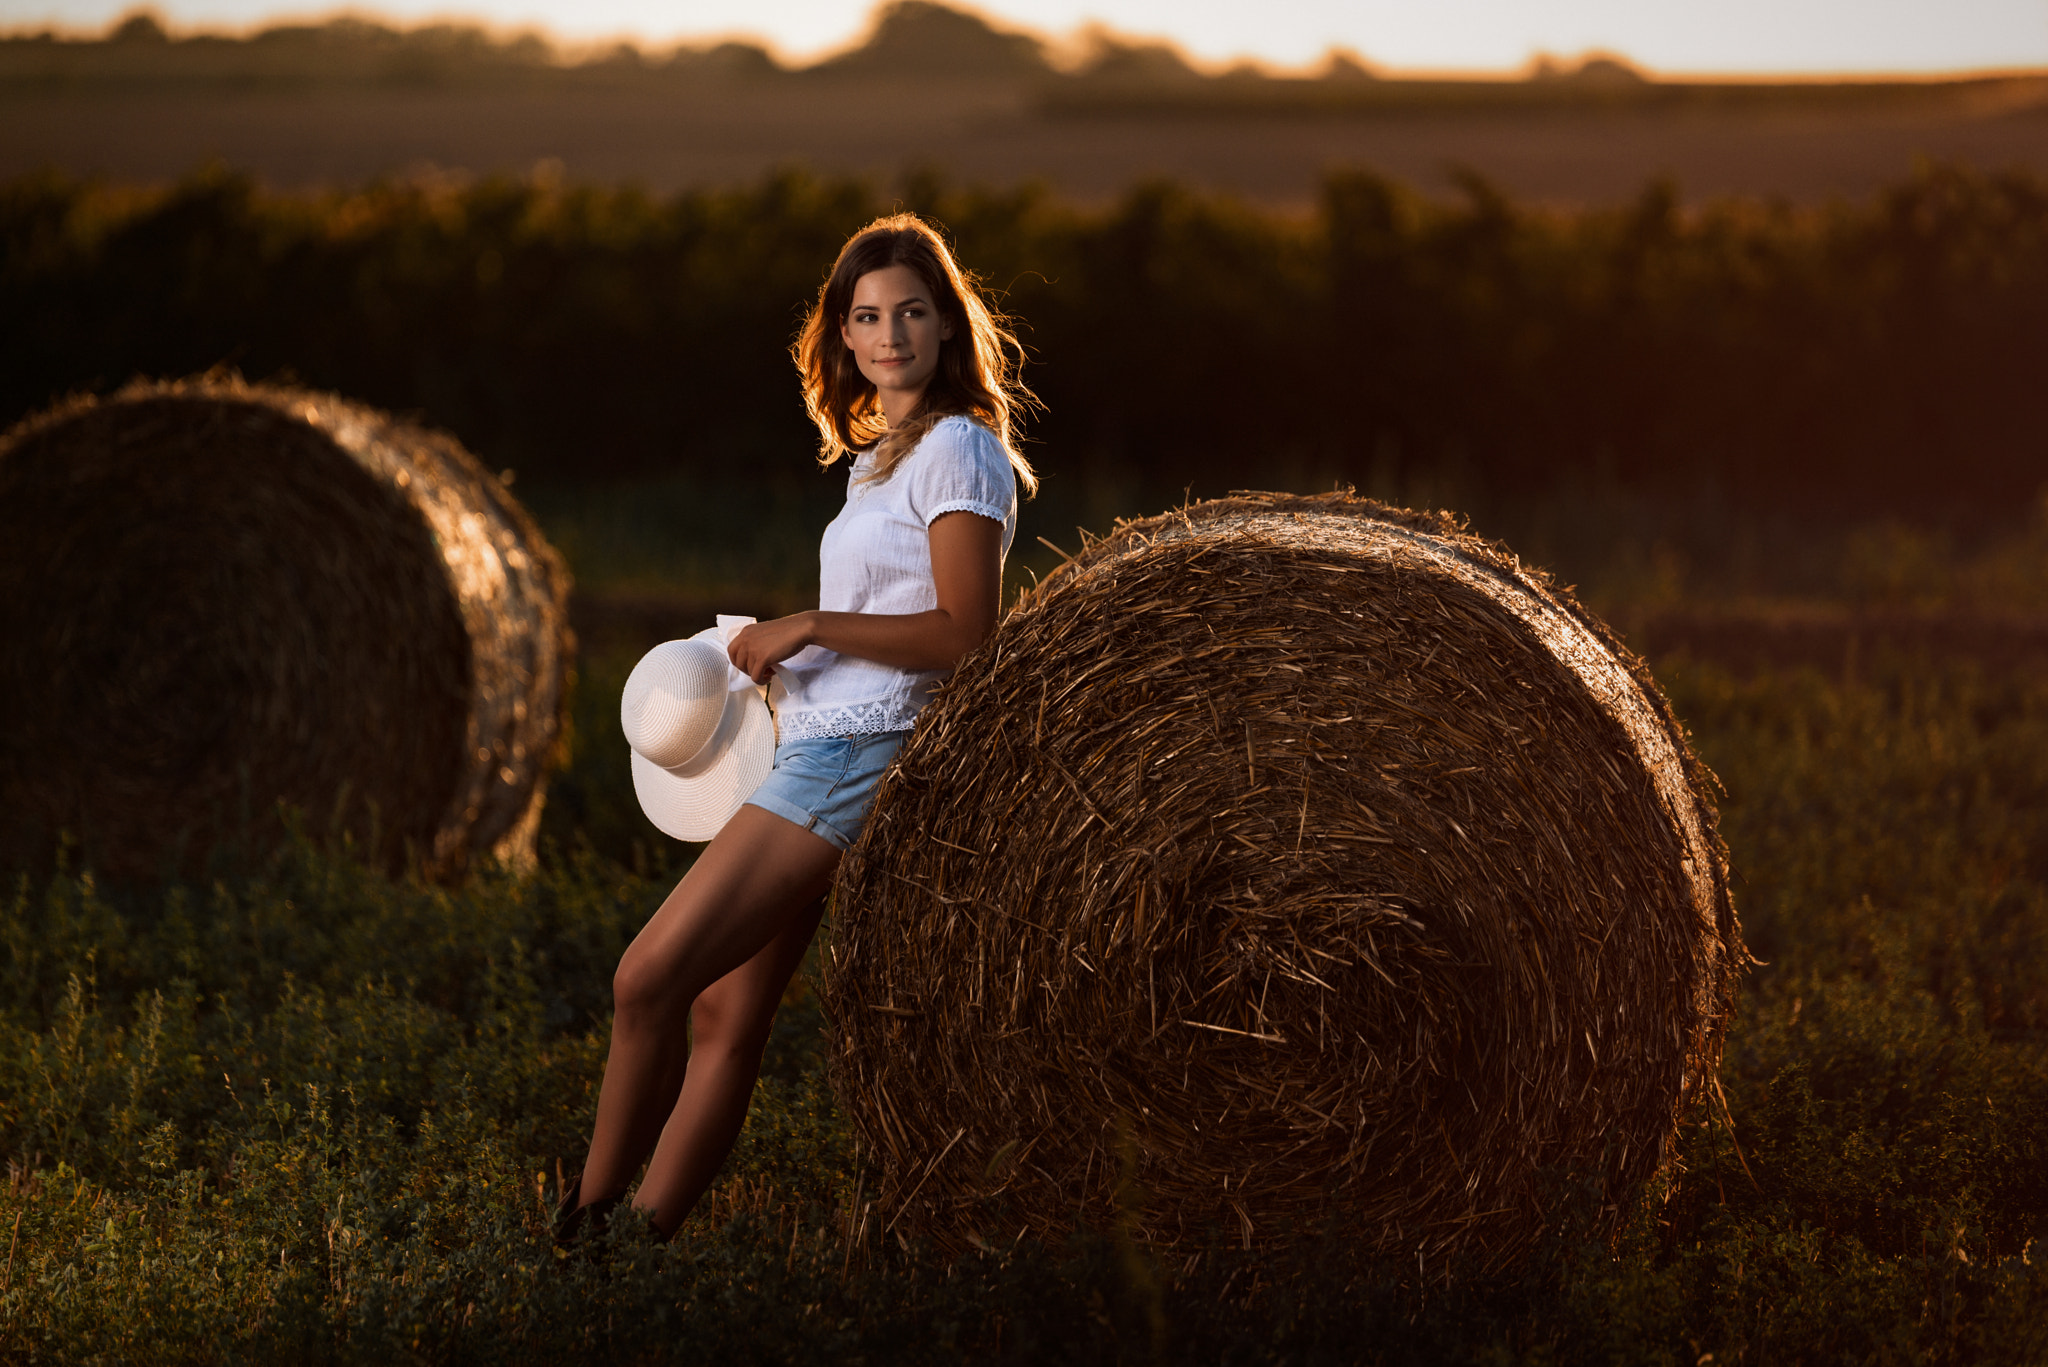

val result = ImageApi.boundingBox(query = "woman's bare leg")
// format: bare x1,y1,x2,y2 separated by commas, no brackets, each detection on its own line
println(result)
575,805,841,1208
633,893,825,1233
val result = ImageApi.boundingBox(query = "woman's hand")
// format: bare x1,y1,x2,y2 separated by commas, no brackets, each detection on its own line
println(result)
727,613,817,685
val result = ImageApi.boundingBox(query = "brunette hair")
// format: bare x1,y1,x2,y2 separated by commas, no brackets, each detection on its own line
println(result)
795,214,1038,492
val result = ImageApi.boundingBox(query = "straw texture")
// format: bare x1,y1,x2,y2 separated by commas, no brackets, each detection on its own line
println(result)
0,375,572,880
826,491,1741,1271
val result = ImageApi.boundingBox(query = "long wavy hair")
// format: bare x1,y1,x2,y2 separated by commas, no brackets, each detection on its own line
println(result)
795,214,1038,493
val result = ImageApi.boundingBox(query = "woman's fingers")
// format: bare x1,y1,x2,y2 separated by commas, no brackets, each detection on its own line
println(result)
728,628,773,683
728,624,769,681
727,626,760,681
729,614,813,683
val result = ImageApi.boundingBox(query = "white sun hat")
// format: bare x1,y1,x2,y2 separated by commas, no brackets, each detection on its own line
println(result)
622,616,776,842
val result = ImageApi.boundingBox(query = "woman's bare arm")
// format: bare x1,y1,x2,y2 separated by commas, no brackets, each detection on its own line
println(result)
726,511,1002,682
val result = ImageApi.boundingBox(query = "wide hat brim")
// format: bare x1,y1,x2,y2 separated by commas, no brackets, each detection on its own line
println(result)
628,631,776,843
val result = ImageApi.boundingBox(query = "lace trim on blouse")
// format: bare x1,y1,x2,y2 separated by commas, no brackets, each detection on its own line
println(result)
775,696,920,742
924,497,1006,526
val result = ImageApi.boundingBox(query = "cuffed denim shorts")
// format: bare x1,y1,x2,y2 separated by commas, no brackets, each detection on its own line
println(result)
743,730,910,851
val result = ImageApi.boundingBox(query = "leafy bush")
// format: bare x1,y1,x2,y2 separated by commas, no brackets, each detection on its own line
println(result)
4,645,2047,1361
4,163,2045,523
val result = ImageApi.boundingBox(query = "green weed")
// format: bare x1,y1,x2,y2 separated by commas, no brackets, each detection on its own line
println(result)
4,651,2048,1360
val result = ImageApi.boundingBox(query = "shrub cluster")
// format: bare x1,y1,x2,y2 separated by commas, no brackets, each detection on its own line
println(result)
4,163,2046,520
3,648,2047,1361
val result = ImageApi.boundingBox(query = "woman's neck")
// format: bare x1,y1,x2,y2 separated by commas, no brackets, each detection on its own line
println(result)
878,383,929,430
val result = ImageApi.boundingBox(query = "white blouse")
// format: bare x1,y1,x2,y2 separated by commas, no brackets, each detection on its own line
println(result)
770,416,1018,741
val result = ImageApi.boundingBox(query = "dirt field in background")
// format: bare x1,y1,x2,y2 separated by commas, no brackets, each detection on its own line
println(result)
7,76,2048,205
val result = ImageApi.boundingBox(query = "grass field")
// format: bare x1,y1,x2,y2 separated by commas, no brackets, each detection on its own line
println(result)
3,494,2046,1362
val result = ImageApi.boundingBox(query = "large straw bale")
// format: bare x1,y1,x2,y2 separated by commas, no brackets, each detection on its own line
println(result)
0,375,572,880
826,491,1742,1271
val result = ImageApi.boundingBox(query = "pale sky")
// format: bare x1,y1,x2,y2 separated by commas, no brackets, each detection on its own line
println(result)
5,0,2045,76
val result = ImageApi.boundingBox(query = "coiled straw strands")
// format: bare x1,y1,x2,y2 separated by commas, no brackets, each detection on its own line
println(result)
826,491,1742,1272
0,376,572,880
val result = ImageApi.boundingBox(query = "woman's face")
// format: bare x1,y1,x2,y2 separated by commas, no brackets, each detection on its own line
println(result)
841,263,954,419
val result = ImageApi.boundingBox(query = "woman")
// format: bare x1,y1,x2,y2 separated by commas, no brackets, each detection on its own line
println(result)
558,213,1037,1242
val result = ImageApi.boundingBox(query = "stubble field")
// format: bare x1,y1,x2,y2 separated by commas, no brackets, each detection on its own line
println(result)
8,72,2048,210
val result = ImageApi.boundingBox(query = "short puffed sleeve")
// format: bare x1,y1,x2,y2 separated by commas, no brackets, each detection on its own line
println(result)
904,418,1017,536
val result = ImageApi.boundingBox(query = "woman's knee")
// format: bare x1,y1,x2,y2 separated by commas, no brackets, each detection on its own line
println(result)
612,943,686,1029
689,988,774,1062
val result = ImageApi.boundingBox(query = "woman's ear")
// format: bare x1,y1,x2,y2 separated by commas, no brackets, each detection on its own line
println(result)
940,314,957,342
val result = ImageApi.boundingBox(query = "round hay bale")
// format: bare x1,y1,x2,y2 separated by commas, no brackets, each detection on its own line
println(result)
826,491,1743,1271
0,375,572,881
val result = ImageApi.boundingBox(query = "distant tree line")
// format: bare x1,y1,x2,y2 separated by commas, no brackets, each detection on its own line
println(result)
7,2,2009,115
0,2,1247,91
3,161,2043,520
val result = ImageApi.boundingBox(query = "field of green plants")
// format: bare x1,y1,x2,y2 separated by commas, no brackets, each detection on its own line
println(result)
3,508,2046,1361
4,163,2048,1360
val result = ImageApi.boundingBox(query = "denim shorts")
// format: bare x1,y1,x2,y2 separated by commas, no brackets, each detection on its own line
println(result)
743,730,910,851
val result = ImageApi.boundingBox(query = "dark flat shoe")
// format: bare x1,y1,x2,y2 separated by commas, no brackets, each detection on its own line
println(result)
551,1175,623,1249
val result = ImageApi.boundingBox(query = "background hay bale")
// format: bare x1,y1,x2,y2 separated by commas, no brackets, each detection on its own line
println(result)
0,375,572,881
826,491,1743,1271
